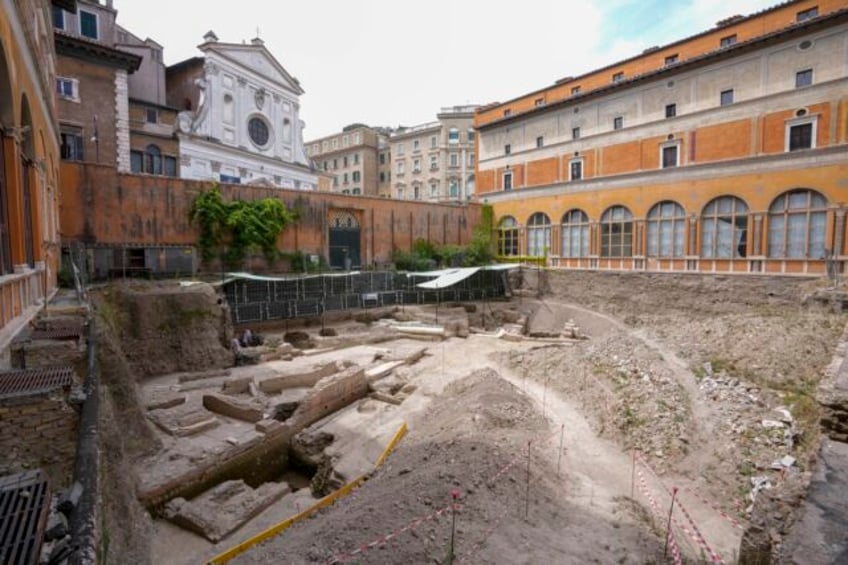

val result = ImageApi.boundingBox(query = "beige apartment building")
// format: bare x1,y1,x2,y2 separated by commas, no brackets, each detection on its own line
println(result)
390,105,478,203
306,124,390,196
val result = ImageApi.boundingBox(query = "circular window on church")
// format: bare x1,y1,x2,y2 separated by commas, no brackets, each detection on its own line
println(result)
248,116,270,147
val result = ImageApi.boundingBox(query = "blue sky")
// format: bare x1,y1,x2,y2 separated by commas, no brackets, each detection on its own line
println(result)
117,0,780,139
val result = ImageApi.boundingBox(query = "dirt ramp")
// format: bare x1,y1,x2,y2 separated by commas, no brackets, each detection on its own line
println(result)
97,281,233,379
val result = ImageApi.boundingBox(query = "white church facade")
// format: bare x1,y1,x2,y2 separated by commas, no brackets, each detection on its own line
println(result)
166,32,316,189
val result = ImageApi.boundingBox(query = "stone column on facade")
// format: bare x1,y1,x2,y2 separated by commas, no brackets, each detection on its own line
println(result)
115,69,131,172
833,208,846,257
751,213,764,257
688,215,698,256
3,135,27,268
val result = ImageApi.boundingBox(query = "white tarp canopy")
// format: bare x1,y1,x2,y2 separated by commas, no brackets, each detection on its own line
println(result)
411,263,517,289
414,267,480,289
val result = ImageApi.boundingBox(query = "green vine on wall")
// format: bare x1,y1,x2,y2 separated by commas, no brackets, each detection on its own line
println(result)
189,185,296,268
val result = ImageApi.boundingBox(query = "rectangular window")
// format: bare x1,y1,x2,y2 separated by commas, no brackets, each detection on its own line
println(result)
612,71,624,83
504,144,511,155
448,129,460,144
343,172,349,184
130,150,142,173
413,139,420,151
79,10,98,39
449,153,459,167
379,153,386,165
572,127,580,140
503,109,512,117
467,152,475,167
720,34,737,48
613,116,623,130
662,145,679,168
720,89,734,106
797,6,818,21
343,156,348,167
413,158,421,172
55,78,77,100
571,86,581,95
503,171,513,191
60,129,84,161
146,108,158,123
353,153,359,165
665,103,677,118
52,7,65,29
333,158,338,169
164,156,177,177
396,142,404,155
788,122,814,151
449,180,459,198
570,160,583,181
467,130,475,143
396,161,404,174
664,54,678,66
379,172,385,182
430,182,439,197
430,155,438,170
535,98,544,107
352,171,361,182
536,136,544,148
430,136,437,148
795,68,813,88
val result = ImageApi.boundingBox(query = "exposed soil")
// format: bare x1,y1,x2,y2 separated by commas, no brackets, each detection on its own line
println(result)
94,270,846,564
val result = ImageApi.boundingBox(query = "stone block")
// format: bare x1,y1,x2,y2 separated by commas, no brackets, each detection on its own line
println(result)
255,418,283,435
164,480,290,542
203,393,264,423
221,376,253,395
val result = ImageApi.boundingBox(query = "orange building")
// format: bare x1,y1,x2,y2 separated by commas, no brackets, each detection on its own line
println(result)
475,0,848,276
0,0,69,350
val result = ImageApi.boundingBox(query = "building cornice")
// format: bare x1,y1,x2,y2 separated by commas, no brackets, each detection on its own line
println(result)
480,145,848,205
55,31,142,72
478,8,848,131
179,134,315,174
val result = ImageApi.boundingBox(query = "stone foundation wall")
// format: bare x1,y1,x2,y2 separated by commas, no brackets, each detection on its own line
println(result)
0,391,79,487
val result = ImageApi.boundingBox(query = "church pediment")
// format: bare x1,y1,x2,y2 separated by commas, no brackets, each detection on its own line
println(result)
203,43,304,95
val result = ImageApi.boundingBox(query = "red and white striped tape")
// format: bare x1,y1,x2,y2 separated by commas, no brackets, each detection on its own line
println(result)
682,485,747,531
633,453,724,564
324,502,462,564
672,496,724,564
633,465,682,565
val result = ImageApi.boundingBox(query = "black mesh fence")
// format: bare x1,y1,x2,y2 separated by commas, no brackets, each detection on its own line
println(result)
223,269,509,324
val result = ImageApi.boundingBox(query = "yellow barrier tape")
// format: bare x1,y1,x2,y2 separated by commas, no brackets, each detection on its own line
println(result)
206,422,408,564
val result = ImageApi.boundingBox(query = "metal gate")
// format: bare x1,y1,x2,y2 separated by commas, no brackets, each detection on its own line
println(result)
328,210,361,269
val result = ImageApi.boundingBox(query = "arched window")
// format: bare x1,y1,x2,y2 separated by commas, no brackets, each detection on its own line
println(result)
527,212,551,257
561,209,589,257
701,196,748,258
600,206,633,257
144,144,162,175
768,189,828,258
647,201,686,257
497,216,519,256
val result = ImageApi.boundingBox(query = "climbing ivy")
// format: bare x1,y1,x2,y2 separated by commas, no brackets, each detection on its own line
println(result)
189,185,296,268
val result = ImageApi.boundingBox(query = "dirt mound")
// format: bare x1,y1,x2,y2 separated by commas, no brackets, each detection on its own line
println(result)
95,281,233,379
234,370,662,564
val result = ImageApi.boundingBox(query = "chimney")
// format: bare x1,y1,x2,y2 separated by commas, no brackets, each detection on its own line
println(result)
203,30,219,43
251,37,264,46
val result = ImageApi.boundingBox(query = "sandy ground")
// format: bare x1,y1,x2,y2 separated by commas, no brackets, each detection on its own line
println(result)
128,270,844,564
